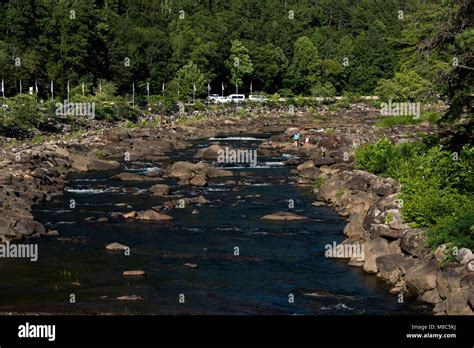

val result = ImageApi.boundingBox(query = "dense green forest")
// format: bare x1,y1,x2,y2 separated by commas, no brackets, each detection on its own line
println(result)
0,0,471,99
0,0,472,139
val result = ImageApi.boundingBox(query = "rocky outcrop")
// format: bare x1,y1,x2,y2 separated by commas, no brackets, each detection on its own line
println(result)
166,161,232,186
316,168,473,315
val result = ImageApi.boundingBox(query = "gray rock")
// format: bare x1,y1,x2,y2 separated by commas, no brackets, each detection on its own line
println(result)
405,260,438,296
400,229,428,257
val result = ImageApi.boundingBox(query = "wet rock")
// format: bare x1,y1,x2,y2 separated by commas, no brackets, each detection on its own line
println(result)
261,212,308,221
123,211,137,219
106,242,129,251
112,172,163,181
69,154,120,172
117,295,143,301
149,184,171,196
137,209,173,221
46,230,59,237
97,217,109,222
312,201,325,207
190,175,207,186
184,263,198,269
195,144,225,160
467,260,474,272
123,270,145,277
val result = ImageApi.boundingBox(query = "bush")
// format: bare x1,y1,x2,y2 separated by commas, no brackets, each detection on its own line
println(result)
355,139,473,230
375,67,432,102
427,207,474,250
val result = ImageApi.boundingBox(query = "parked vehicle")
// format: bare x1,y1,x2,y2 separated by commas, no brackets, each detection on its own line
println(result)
215,96,231,104
228,94,245,103
249,95,268,103
207,94,220,104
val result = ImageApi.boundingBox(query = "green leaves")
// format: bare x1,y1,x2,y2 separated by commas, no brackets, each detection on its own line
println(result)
355,139,473,231
226,40,253,88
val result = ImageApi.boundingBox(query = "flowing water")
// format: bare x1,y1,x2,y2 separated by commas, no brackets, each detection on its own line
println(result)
0,135,430,315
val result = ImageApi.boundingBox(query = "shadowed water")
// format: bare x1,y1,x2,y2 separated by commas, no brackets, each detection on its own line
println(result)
0,135,430,315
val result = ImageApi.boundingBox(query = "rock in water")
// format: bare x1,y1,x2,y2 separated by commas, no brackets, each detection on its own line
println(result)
117,295,143,301
123,270,145,277
137,209,174,221
149,184,171,196
261,212,308,221
184,263,198,269
106,242,129,251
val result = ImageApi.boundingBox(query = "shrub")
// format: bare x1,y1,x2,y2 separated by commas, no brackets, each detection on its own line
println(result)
427,207,474,250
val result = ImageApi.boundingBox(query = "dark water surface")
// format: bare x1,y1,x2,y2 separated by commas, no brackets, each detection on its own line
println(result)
0,135,430,315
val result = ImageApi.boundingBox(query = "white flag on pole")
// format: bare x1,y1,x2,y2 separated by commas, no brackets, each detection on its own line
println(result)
51,80,54,99
162,82,165,92
193,83,196,92
82,82,85,96
19,80,22,94
207,82,211,91
1,79,3,93
146,82,149,93
35,80,38,93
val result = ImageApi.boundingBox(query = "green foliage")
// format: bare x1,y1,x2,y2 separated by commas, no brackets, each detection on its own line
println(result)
356,139,473,231
284,36,321,96
427,207,474,250
226,40,253,88
375,67,432,102
375,111,440,128
314,177,325,189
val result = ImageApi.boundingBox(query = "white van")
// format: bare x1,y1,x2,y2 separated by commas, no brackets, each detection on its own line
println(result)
228,94,246,103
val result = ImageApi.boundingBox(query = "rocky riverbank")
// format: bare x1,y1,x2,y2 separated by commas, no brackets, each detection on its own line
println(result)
1,106,471,315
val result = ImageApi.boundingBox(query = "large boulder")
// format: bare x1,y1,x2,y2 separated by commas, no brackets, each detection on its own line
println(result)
363,237,401,273
70,154,120,172
437,268,463,299
376,253,407,284
149,184,171,196
400,229,428,257
405,260,438,296
195,144,225,160
137,209,173,221
434,288,472,315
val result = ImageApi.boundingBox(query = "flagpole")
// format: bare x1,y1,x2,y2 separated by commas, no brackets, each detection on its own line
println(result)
51,80,54,101
19,79,22,95
82,82,85,96
132,82,135,108
146,82,150,107
236,83,238,94
67,80,70,103
35,80,38,103
1,79,5,105
193,83,196,104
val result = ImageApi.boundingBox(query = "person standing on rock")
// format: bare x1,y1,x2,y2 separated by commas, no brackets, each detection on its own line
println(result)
293,131,301,147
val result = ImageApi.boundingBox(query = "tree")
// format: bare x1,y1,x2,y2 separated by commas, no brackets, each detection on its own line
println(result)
226,40,253,91
250,43,287,93
284,36,321,95
166,61,206,103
